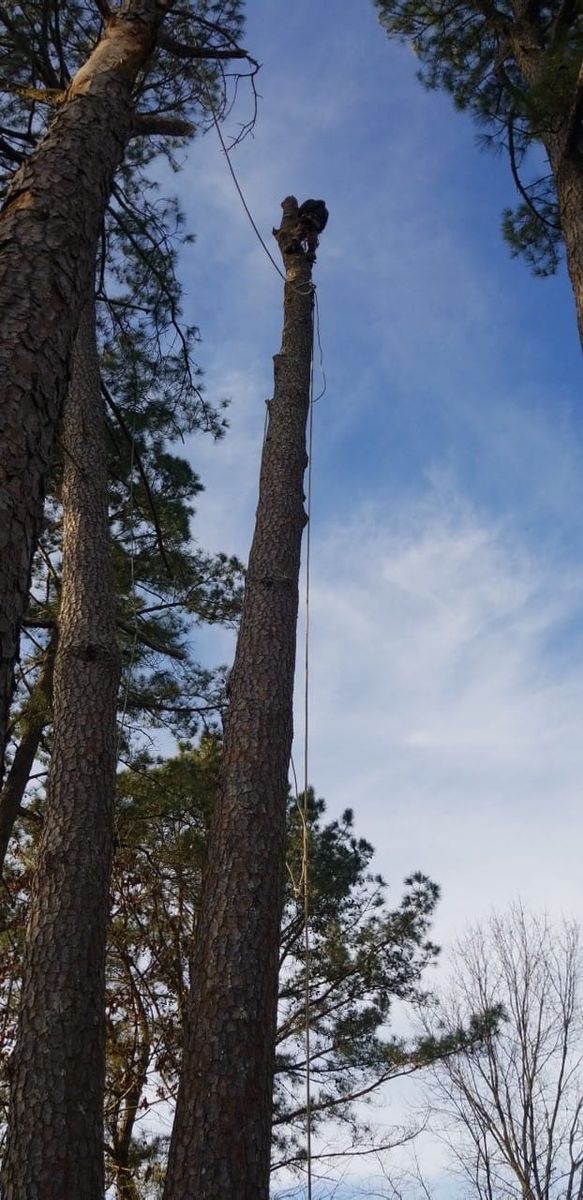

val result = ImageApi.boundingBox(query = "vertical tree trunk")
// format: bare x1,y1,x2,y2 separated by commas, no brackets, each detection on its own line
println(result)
115,1169,142,1200
108,952,152,1200
0,0,165,777
548,149,583,351
1,295,121,1200
0,636,55,881
508,32,583,351
163,197,324,1200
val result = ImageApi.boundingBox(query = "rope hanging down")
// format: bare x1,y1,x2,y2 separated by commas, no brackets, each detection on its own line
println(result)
210,117,328,1193
287,306,318,1200
301,317,317,1200
209,102,286,281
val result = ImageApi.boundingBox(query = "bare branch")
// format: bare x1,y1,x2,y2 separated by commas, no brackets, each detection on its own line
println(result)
0,82,65,107
425,908,583,1200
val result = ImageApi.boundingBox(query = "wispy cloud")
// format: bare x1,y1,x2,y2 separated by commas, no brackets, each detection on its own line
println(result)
302,479,583,939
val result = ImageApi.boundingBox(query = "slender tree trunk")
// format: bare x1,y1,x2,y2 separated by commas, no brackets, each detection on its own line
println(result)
548,148,583,350
0,0,167,776
1,295,121,1199
508,30,583,350
109,950,152,1200
163,197,324,1200
0,636,55,881
115,1169,142,1200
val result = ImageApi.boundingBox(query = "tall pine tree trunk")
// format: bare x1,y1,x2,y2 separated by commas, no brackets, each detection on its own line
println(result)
0,0,166,776
164,197,324,1200
1,294,121,1200
548,149,583,350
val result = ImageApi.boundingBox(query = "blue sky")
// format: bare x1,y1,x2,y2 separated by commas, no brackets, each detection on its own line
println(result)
157,0,583,1190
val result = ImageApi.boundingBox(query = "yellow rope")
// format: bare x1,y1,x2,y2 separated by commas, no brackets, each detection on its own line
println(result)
209,111,324,1186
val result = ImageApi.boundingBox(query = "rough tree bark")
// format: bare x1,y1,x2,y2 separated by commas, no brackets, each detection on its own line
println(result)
1,295,121,1200
545,139,583,350
506,27,583,350
163,197,325,1200
0,0,172,778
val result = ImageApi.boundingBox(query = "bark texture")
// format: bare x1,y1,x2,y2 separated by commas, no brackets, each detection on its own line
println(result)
509,29,583,350
163,197,322,1200
1,297,121,1200
549,150,583,350
0,0,164,777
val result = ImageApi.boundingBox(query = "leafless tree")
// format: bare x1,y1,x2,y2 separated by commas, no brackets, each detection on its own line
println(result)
423,906,583,1200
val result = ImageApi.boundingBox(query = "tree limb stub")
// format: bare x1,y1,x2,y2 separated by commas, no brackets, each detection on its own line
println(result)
133,112,195,137
157,33,250,61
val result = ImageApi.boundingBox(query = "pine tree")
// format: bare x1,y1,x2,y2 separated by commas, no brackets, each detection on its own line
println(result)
375,0,583,346
0,223,242,1187
0,0,246,866
0,0,249,772
107,774,444,1193
1,741,450,1196
0,7,248,1184
1,292,121,1198
0,210,243,1195
0,744,501,1195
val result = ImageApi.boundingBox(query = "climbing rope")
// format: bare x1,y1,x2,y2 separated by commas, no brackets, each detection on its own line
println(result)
287,308,317,1199
210,106,325,1192
301,316,317,1200
207,99,286,281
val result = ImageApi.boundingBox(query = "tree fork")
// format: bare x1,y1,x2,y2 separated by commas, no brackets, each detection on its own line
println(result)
163,196,326,1200
1,294,121,1199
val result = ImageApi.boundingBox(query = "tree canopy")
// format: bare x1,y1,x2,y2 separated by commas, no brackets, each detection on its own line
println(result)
375,0,583,277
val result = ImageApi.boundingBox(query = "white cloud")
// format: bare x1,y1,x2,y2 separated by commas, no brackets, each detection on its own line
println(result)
299,480,583,941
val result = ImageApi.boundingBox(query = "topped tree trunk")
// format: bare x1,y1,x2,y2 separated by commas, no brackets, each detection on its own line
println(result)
163,196,327,1200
